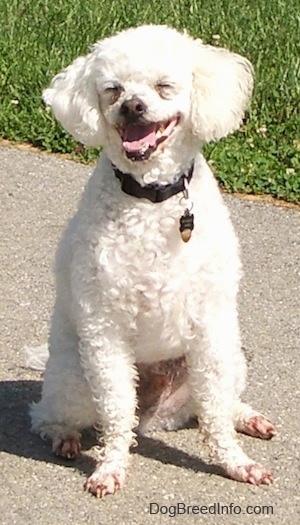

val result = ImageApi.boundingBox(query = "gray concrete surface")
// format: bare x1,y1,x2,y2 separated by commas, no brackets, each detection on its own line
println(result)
0,145,299,525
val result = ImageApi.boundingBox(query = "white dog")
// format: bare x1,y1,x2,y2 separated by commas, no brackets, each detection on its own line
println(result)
30,25,276,497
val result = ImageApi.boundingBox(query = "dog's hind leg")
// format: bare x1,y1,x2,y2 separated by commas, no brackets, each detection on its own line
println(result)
233,401,276,440
30,359,96,460
30,307,97,458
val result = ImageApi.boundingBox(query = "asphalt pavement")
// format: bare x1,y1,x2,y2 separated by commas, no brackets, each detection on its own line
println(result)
0,145,299,525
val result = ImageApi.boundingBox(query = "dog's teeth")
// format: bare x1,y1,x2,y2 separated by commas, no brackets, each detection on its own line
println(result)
140,143,149,153
156,130,162,138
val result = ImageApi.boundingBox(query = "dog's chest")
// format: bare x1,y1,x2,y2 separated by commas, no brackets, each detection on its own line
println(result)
96,207,192,293
94,203,198,359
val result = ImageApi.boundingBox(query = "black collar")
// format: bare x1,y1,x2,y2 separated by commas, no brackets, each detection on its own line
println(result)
112,162,194,203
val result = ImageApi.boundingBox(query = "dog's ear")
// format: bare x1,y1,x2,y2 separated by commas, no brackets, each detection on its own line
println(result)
191,41,254,142
43,53,104,146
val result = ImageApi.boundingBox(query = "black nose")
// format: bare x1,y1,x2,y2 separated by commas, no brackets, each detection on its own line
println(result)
120,97,147,122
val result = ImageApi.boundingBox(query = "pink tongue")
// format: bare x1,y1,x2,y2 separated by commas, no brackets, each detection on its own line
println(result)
122,124,157,152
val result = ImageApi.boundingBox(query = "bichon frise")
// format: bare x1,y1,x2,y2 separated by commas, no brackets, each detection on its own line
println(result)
29,24,275,497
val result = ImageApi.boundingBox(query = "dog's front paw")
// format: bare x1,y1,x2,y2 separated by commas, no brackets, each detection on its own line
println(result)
84,464,126,497
52,433,81,459
226,463,273,485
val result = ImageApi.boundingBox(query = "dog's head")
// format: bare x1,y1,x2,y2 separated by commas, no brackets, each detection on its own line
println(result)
44,25,253,170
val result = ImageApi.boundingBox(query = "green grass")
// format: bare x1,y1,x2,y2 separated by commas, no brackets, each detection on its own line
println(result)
1,0,299,202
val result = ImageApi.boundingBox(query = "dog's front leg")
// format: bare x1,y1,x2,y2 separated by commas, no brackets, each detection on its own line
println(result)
186,303,273,485
78,327,138,497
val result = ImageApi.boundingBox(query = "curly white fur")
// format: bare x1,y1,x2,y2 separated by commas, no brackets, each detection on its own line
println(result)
29,25,275,496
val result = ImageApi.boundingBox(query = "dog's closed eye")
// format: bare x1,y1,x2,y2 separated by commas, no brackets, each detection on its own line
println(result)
103,83,124,104
155,80,177,99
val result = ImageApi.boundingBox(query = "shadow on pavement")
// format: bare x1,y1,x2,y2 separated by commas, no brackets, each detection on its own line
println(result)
134,435,223,476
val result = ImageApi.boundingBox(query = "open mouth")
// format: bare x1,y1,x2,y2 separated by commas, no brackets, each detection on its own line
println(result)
118,116,179,161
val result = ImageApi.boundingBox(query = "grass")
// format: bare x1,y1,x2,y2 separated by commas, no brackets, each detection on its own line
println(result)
0,0,299,202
